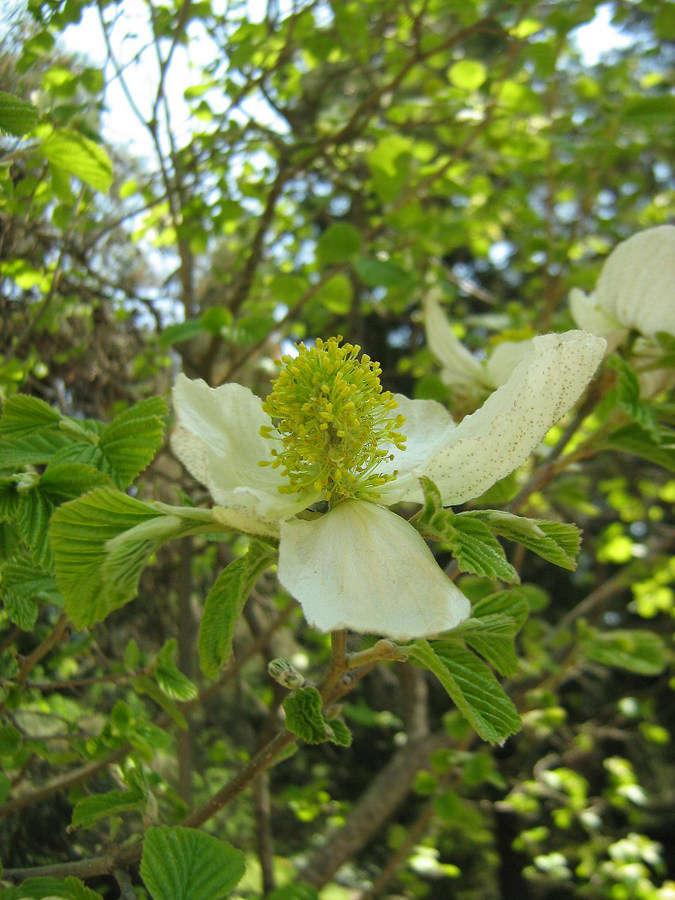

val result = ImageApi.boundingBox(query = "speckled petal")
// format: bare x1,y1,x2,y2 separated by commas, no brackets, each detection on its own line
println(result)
278,500,470,640
421,331,606,505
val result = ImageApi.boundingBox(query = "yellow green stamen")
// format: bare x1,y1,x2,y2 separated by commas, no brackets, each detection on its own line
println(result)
259,336,406,502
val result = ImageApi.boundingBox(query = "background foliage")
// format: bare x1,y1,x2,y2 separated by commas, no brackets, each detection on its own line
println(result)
0,0,674,897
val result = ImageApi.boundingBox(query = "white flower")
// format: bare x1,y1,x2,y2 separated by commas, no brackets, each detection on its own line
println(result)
424,289,534,396
172,332,605,641
570,225,675,396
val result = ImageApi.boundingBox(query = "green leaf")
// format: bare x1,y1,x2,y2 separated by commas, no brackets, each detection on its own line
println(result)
98,396,168,488
266,884,319,900
158,319,206,349
0,876,102,899
71,783,145,829
140,825,245,900
451,614,519,676
134,675,187,729
0,431,73,469
40,127,113,192
314,273,353,314
0,90,39,136
463,510,581,570
601,423,675,473
353,257,412,288
282,686,352,747
407,640,520,745
17,486,53,569
448,59,487,90
580,627,668,676
472,588,529,632
609,356,661,441
0,394,61,439
39,462,112,503
413,478,519,583
1,556,60,630
0,521,20,563
50,488,173,628
198,542,276,679
154,639,198,701
316,222,361,266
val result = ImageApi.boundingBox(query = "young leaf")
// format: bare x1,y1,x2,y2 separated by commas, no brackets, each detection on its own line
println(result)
0,90,39,136
50,488,173,628
71,783,146,829
98,396,168,487
283,686,351,746
40,126,114,193
1,556,60,630
472,588,529,632
198,541,277,679
0,876,102,900
451,614,519,676
580,626,668,676
0,394,61,439
140,825,245,900
463,509,581,570
413,479,518,583
153,639,198,701
407,640,520,745
134,675,187,730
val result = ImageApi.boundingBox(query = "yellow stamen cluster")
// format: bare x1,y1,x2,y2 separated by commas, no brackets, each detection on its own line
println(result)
259,336,407,502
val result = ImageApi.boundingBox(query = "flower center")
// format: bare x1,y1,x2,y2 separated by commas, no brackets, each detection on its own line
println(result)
259,336,406,502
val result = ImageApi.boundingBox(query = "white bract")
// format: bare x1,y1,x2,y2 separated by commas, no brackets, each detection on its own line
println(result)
570,225,675,396
424,289,534,396
172,333,605,641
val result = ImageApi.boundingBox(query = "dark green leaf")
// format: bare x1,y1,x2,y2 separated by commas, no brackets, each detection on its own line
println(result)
0,876,102,899
452,614,519,676
140,825,245,900
199,541,276,679
159,319,206,348
1,556,60,630
472,588,529,632
283,686,331,744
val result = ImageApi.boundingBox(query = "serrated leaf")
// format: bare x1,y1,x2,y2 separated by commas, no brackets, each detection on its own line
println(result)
50,488,165,628
0,875,102,899
463,510,581,571
407,640,520,745
17,487,53,569
71,782,145,829
199,542,276,679
601,423,675,473
0,521,20,562
0,90,39,136
414,478,518,583
1,556,60,630
580,627,668,676
140,825,245,900
327,718,353,747
0,394,61,439
451,614,518,676
39,462,112,502
283,686,331,744
98,396,168,487
134,675,187,729
41,127,113,192
0,431,73,468
472,588,529,632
